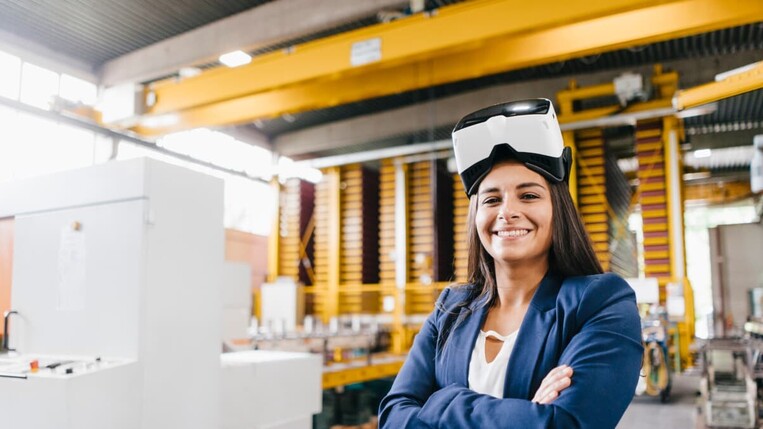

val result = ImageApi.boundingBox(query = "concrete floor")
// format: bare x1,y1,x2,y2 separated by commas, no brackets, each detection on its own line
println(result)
618,374,701,428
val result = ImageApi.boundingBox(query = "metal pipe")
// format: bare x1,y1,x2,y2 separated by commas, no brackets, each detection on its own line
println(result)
299,104,714,168
302,140,451,169
0,97,267,183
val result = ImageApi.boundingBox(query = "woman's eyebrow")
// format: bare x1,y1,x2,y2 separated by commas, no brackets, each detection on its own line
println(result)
478,187,500,196
516,182,546,190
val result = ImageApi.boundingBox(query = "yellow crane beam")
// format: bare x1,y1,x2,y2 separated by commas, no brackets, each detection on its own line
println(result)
674,60,763,110
132,0,763,136
144,0,669,115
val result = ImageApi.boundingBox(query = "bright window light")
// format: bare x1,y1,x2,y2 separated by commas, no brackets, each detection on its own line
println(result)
98,84,136,124
219,50,251,68
59,74,97,106
115,139,276,236
0,50,21,100
158,128,273,179
20,62,59,109
224,176,276,236
278,156,323,183
694,149,712,158
0,106,19,182
0,113,94,182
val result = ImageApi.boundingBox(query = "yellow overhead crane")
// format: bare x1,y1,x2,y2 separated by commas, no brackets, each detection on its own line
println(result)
263,66,763,362
125,0,763,136
556,66,697,368
246,0,763,386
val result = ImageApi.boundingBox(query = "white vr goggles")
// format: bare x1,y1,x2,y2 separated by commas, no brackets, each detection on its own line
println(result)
452,98,572,196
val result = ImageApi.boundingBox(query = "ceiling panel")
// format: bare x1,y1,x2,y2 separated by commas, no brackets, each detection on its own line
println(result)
0,0,273,66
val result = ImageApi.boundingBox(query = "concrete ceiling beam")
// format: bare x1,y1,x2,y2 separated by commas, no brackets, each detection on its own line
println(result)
98,0,408,87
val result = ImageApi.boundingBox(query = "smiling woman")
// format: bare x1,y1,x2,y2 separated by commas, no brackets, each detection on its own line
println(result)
475,162,554,270
379,99,643,429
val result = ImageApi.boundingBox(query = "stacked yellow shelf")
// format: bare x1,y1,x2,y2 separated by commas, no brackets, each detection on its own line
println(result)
278,179,303,279
339,164,365,314
378,159,397,290
337,164,380,314
575,129,610,271
313,174,331,317
379,159,395,285
636,119,671,300
407,161,436,314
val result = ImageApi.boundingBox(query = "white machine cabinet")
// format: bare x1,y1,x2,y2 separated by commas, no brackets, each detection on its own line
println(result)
221,350,323,429
0,158,224,429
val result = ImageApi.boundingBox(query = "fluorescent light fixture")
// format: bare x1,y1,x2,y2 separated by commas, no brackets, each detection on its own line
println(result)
693,149,712,158
219,50,251,68
179,67,201,78
139,113,179,128
714,61,761,82
676,103,717,119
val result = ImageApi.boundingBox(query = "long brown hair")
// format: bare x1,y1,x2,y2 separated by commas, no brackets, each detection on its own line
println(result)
435,165,603,350
463,174,603,309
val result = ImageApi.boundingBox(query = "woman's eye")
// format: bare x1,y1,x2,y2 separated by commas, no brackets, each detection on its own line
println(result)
521,193,540,200
482,197,498,205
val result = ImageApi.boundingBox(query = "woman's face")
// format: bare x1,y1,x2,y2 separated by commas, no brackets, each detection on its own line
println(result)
475,161,554,267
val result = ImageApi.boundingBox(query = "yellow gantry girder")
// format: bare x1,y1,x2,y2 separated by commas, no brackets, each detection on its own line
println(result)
674,60,763,110
131,0,763,136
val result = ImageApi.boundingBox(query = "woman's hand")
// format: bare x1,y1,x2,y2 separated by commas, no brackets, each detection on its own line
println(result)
531,365,573,404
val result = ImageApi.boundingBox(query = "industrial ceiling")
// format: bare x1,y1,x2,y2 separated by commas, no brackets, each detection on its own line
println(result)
0,0,761,176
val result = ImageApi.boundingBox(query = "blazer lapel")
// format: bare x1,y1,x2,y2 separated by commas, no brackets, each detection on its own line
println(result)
503,271,562,399
445,299,488,387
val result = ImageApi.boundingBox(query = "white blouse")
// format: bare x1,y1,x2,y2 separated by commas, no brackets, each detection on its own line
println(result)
467,329,519,398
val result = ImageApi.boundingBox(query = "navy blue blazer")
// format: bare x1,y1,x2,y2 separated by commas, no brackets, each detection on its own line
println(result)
379,272,643,428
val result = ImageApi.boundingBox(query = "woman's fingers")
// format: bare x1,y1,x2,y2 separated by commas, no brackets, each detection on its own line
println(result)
537,376,572,404
531,365,573,404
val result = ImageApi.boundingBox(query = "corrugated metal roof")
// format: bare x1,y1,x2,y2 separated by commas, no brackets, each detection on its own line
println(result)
0,0,274,66
0,0,759,163
684,89,763,130
0,0,461,72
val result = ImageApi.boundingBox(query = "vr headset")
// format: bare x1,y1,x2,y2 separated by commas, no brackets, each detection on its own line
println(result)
452,98,572,196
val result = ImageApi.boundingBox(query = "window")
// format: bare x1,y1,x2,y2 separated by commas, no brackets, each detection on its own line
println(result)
0,50,21,100
59,74,97,106
20,63,59,110
116,139,276,235
158,128,273,179
0,114,94,182
224,175,276,236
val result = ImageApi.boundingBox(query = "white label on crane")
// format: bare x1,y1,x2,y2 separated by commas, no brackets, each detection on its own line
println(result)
351,38,382,67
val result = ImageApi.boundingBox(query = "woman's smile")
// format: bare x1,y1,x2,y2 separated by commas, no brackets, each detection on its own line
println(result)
475,161,553,267
493,228,531,239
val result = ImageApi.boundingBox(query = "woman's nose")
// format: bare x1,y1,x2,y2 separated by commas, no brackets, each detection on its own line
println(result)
498,199,520,220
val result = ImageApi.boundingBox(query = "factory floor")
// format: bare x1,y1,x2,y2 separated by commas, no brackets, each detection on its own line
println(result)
619,373,700,428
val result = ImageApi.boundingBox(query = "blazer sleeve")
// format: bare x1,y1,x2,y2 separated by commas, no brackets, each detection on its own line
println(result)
412,273,643,429
378,288,453,429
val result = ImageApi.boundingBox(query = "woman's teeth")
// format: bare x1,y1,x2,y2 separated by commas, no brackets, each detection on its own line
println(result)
496,229,529,237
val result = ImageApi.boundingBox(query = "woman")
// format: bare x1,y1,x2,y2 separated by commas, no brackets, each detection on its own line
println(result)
379,99,642,428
